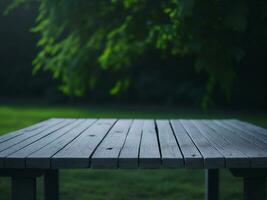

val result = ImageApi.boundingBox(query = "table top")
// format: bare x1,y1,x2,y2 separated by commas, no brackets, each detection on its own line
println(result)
0,118,267,169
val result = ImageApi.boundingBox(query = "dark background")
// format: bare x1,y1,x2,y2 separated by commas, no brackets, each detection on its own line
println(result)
0,1,266,109
0,2,266,199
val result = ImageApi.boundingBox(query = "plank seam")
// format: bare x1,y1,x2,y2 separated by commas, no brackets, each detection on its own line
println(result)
214,121,267,150
203,120,253,168
18,120,82,166
2,120,74,168
1,120,69,157
0,120,65,153
223,121,267,144
154,119,163,166
191,120,226,167
43,119,98,168
179,120,204,167
0,120,50,144
137,128,143,168
117,120,134,168
88,119,118,168
168,120,185,165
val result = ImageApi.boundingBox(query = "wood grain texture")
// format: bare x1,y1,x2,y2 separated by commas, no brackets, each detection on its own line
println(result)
91,119,132,169
223,120,267,143
180,120,225,168
26,119,96,168
119,120,143,169
215,120,267,149
232,119,267,136
0,119,51,144
170,120,203,168
3,119,77,168
156,120,184,168
1,118,267,169
0,119,73,168
205,120,267,168
192,120,249,168
52,119,116,168
0,119,63,153
139,120,161,169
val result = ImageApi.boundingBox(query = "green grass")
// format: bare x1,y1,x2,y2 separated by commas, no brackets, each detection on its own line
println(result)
0,104,266,200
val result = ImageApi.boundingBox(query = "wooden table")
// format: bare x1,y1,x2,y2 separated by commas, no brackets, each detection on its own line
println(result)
0,118,267,200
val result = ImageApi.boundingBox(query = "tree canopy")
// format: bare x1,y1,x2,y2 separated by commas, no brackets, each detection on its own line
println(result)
6,0,267,108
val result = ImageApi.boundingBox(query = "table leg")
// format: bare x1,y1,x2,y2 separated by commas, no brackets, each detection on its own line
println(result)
230,168,267,200
11,176,36,200
205,169,219,200
44,170,59,200
244,177,266,200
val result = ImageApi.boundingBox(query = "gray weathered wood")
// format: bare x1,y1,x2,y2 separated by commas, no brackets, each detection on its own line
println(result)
0,120,73,168
52,119,116,168
3,118,267,200
232,119,267,136
139,120,161,168
180,120,225,168
215,120,267,149
223,120,267,142
0,119,63,152
25,119,96,168
119,120,143,169
1,118,267,170
204,120,267,168
0,119,51,144
156,120,184,168
91,119,132,168
170,120,203,168
192,120,249,168
3,120,81,168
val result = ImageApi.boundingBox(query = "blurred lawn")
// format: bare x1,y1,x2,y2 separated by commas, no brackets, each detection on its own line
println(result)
0,104,266,200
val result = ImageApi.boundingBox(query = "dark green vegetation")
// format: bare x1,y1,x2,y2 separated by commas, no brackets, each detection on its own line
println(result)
0,104,266,199
1,0,267,108
0,1,63,103
0,0,266,198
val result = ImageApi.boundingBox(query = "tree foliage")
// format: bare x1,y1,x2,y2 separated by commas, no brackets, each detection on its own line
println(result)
6,0,267,108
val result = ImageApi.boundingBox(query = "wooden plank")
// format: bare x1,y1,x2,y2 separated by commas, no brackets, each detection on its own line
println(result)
0,121,69,168
91,119,132,169
225,120,267,140
204,120,267,168
119,120,143,169
0,119,74,162
0,119,51,144
0,119,64,153
25,119,96,168
180,120,225,168
170,120,203,168
139,120,161,169
156,120,184,168
52,119,116,168
192,120,249,168
2,119,78,168
232,119,267,136
218,120,267,148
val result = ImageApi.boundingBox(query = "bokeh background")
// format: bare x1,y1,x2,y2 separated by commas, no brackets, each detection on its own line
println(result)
0,0,266,199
